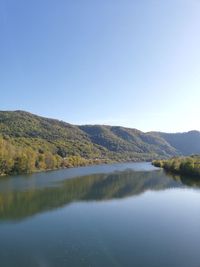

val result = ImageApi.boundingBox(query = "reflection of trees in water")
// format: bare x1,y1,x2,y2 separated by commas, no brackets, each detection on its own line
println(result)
0,169,197,221
167,172,200,188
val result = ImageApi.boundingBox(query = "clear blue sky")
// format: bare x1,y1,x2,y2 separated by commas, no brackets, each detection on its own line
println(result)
0,0,200,132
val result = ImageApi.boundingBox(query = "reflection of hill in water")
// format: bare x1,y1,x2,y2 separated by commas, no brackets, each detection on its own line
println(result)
0,169,198,221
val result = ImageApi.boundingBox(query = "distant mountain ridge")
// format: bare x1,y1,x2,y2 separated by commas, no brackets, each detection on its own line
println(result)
151,131,200,156
0,110,199,175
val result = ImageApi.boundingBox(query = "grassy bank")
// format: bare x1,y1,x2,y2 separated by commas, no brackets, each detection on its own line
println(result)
152,155,200,177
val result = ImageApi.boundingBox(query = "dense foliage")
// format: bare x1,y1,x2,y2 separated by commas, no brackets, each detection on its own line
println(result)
152,156,200,177
0,110,199,175
0,135,107,175
153,131,200,156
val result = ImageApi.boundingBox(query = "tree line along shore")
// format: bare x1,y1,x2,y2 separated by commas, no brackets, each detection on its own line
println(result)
1,110,200,176
152,155,200,177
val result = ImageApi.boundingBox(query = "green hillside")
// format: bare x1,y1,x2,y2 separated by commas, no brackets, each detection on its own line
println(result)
152,131,200,155
0,110,199,176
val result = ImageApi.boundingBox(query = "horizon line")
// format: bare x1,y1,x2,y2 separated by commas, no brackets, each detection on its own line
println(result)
0,109,199,135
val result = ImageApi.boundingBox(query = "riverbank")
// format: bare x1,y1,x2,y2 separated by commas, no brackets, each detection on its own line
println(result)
152,156,200,177
0,157,150,177
0,157,114,177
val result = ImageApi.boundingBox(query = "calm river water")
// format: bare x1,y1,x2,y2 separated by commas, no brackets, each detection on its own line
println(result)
0,162,200,267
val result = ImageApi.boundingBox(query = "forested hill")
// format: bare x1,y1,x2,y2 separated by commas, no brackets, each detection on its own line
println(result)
151,131,200,156
0,110,199,175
